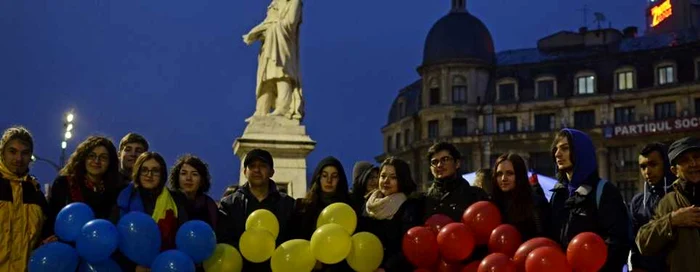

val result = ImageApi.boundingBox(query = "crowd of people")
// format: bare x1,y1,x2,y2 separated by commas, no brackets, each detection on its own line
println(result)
1,124,699,272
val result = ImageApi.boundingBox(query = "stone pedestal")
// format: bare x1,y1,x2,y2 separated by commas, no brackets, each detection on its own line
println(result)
233,116,316,199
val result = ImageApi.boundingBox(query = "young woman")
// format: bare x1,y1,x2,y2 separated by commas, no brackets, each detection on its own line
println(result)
169,154,218,228
490,153,549,240
350,161,379,214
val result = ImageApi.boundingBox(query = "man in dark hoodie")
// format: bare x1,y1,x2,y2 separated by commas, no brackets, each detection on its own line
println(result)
217,149,295,272
628,143,675,272
549,128,630,272
350,161,378,213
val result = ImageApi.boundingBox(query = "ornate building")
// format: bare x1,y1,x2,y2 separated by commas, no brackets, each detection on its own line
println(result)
378,0,700,201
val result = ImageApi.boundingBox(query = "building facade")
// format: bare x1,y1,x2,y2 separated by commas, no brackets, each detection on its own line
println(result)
378,0,700,201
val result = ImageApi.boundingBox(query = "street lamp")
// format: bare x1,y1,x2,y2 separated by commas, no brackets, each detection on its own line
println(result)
60,111,75,167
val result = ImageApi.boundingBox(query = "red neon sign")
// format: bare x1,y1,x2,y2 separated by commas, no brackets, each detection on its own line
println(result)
650,0,673,27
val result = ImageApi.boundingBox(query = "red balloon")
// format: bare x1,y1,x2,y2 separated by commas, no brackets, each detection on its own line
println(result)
462,201,502,245
512,237,561,272
426,214,454,234
478,253,516,272
437,223,476,262
525,247,572,272
488,224,522,257
461,260,481,272
567,232,608,272
403,226,440,269
437,258,464,272
414,269,432,272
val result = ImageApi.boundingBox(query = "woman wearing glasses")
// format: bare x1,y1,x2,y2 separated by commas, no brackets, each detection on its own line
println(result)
43,136,123,243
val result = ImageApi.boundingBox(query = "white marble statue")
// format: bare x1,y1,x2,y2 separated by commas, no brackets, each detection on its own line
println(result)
243,0,304,121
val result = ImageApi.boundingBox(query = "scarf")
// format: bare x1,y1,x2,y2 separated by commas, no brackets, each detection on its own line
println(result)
364,190,407,220
68,176,105,203
0,160,27,181
118,184,179,250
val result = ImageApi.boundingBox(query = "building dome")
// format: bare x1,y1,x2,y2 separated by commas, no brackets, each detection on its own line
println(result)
422,10,495,66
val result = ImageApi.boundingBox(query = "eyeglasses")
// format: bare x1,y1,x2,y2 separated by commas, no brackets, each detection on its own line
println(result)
87,153,110,162
430,156,454,167
140,168,161,177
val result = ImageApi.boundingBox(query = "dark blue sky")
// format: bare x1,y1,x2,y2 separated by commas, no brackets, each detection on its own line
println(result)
0,0,645,197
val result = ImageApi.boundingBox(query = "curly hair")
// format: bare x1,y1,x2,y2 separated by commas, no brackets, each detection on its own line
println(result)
168,154,211,195
59,136,120,190
132,152,168,191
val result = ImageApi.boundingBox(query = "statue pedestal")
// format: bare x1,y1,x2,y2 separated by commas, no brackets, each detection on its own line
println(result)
233,116,315,198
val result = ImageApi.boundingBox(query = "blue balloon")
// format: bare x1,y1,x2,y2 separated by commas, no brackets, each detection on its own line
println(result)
76,219,119,263
55,202,95,242
150,250,195,272
79,258,122,272
175,220,216,263
117,212,161,267
28,242,79,272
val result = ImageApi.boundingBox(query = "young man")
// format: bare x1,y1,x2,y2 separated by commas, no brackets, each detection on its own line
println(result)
628,143,675,272
636,137,700,271
117,133,149,184
217,149,295,272
0,126,48,272
549,128,630,272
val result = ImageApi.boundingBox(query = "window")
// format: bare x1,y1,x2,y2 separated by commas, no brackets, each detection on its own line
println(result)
534,114,555,132
616,179,638,202
386,136,392,151
452,118,468,136
496,117,517,133
397,100,406,118
530,152,556,177
429,88,440,105
498,83,516,102
576,75,596,94
428,120,439,139
574,110,596,129
658,65,675,85
654,102,676,120
612,146,638,171
614,107,636,124
396,133,401,149
617,71,634,91
452,85,467,104
696,98,700,116
536,80,555,99
404,129,410,146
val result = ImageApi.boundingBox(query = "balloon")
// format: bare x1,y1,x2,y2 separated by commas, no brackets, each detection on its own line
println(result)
270,239,316,272
151,250,195,272
461,260,481,272
437,258,464,272
316,202,357,234
310,223,352,264
566,232,607,272
346,232,384,272
55,202,95,242
512,237,560,272
415,269,432,272
437,223,475,262
78,259,122,272
425,214,453,234
462,201,502,245
478,253,516,272
176,220,217,263
28,242,79,272
203,243,243,272
76,219,119,263
239,228,276,263
525,247,571,272
488,224,522,257
245,209,280,239
117,211,161,267
402,226,439,269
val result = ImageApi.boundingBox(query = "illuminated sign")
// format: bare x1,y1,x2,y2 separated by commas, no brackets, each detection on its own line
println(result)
650,0,673,27
605,116,700,138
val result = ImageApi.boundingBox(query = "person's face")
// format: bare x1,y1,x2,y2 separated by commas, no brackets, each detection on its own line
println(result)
139,159,162,189
671,150,700,184
365,169,379,192
496,160,517,192
119,143,146,171
379,165,399,196
639,151,665,185
244,159,274,187
430,150,460,179
179,163,201,195
554,137,573,171
320,166,339,194
1,139,31,175
85,146,110,178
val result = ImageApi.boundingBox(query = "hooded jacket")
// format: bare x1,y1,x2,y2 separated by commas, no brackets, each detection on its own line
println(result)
549,129,630,272
350,161,376,213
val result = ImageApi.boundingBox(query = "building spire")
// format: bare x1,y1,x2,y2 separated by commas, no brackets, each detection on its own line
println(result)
451,0,466,12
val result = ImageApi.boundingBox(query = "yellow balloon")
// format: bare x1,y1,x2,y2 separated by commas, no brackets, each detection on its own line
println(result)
246,209,280,239
239,228,276,263
346,232,384,272
270,239,316,272
202,243,243,272
316,202,357,234
310,223,352,264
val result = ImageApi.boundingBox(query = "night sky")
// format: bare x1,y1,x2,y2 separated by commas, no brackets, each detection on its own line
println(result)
0,0,645,197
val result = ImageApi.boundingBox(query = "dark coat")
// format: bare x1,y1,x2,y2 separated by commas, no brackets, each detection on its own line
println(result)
423,175,489,222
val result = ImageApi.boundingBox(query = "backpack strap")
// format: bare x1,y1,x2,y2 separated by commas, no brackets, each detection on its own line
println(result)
595,179,608,209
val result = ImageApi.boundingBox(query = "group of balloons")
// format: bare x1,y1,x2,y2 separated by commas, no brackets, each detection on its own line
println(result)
402,201,609,272
238,203,385,272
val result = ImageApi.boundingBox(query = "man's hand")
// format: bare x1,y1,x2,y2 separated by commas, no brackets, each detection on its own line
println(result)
670,206,700,228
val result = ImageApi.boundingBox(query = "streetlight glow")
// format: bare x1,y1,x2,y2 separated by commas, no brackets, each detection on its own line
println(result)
61,141,67,149
66,113,74,123
65,131,72,139
66,123,73,132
